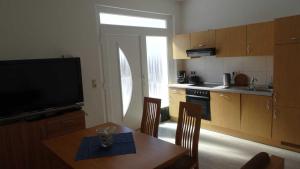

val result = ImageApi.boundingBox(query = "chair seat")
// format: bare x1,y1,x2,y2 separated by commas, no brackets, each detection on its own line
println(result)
165,155,196,169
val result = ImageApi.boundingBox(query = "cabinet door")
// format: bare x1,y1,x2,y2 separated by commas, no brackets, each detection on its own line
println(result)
172,34,190,59
275,15,300,45
247,21,274,56
241,95,273,138
273,106,300,148
0,122,27,169
191,30,215,49
216,26,247,57
211,92,241,130
274,44,300,107
169,88,186,120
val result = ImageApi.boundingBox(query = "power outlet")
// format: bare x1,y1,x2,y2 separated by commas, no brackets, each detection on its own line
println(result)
92,80,97,88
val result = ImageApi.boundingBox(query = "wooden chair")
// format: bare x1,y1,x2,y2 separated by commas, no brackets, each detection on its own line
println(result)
166,101,202,169
241,152,284,169
140,97,161,138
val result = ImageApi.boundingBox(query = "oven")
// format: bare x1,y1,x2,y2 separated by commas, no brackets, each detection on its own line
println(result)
186,89,211,120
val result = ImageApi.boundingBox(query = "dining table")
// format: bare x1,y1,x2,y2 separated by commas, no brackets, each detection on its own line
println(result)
43,122,188,169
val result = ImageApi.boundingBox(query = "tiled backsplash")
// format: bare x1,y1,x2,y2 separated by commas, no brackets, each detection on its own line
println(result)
181,56,273,85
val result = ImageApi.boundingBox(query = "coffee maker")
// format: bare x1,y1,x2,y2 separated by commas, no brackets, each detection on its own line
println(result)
177,71,187,84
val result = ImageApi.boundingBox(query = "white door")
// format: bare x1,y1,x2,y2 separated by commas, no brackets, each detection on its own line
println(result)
103,33,144,129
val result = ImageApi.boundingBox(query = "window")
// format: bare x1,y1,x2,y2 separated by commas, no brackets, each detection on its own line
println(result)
99,13,167,29
146,36,169,107
118,48,133,117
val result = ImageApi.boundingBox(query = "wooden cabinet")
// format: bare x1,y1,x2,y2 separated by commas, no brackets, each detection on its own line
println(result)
210,92,241,130
274,44,300,107
241,95,273,138
216,25,247,57
273,17,300,150
169,88,186,120
172,34,190,59
273,106,300,148
0,122,27,169
247,21,274,56
275,15,300,45
0,110,85,169
191,30,215,49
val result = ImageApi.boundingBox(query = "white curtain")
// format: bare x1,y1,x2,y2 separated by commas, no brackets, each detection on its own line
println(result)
146,36,169,108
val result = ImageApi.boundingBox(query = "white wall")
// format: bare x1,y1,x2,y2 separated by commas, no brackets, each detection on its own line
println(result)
181,0,300,33
0,0,180,127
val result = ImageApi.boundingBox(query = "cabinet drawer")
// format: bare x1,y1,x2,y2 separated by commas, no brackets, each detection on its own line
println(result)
169,88,186,95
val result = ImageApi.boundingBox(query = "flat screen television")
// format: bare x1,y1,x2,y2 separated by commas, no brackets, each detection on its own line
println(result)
0,58,84,118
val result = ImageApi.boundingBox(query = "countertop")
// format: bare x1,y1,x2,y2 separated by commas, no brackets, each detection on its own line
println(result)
169,83,273,96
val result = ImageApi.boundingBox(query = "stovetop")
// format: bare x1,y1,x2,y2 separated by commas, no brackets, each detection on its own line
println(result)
190,83,221,88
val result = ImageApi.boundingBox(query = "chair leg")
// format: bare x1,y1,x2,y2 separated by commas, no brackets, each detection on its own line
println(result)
193,163,199,169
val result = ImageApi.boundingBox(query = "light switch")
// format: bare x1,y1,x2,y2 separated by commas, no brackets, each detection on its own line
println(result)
92,79,97,88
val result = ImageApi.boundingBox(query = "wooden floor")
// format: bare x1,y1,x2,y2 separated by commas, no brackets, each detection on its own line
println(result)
158,121,300,169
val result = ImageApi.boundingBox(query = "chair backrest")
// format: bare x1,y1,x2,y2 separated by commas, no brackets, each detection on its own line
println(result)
241,152,284,169
140,97,161,138
176,102,202,159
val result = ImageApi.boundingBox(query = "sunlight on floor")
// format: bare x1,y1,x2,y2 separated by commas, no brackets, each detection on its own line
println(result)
158,121,300,169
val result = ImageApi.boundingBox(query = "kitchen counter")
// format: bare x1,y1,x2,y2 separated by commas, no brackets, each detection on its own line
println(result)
169,83,273,96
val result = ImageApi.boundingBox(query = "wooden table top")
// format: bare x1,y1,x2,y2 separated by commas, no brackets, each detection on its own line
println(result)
43,122,188,169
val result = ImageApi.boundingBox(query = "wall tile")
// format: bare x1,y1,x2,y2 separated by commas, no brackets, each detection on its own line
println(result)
181,55,273,85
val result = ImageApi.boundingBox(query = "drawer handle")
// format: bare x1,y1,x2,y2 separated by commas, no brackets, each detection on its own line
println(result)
198,44,207,47
290,37,297,40
220,94,230,99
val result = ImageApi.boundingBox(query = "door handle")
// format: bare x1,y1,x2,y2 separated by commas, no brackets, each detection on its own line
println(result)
273,109,278,120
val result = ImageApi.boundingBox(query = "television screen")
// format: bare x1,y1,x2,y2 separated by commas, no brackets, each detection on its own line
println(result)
0,58,83,117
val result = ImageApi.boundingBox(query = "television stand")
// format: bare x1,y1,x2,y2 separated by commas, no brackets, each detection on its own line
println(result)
0,109,85,169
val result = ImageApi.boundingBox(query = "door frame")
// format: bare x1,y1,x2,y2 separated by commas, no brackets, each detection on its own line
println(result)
96,5,176,123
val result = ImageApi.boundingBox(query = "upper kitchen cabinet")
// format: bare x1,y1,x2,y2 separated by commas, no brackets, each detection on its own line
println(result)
275,15,300,45
172,34,190,59
216,25,247,57
190,30,216,49
247,21,274,56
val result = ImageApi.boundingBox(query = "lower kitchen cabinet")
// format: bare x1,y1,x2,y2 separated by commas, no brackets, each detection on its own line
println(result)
273,106,300,148
169,88,186,120
210,92,241,130
241,95,273,138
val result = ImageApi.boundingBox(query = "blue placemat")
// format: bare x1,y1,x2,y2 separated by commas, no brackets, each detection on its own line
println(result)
75,132,136,161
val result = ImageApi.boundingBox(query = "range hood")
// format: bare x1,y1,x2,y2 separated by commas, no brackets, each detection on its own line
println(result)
186,48,216,58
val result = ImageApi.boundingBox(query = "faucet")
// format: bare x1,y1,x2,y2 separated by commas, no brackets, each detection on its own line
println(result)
249,76,258,91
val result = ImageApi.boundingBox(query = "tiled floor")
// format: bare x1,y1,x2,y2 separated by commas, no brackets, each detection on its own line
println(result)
158,121,300,169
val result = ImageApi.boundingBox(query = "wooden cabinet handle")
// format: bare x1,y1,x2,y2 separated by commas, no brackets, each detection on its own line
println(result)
220,94,230,100
247,44,251,54
273,92,277,105
266,100,270,111
198,44,207,47
290,37,297,40
273,109,278,120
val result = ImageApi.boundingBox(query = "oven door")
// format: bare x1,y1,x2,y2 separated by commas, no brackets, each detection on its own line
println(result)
186,95,211,120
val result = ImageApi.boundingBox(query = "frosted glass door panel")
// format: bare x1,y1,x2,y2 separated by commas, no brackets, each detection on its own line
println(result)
146,36,169,107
